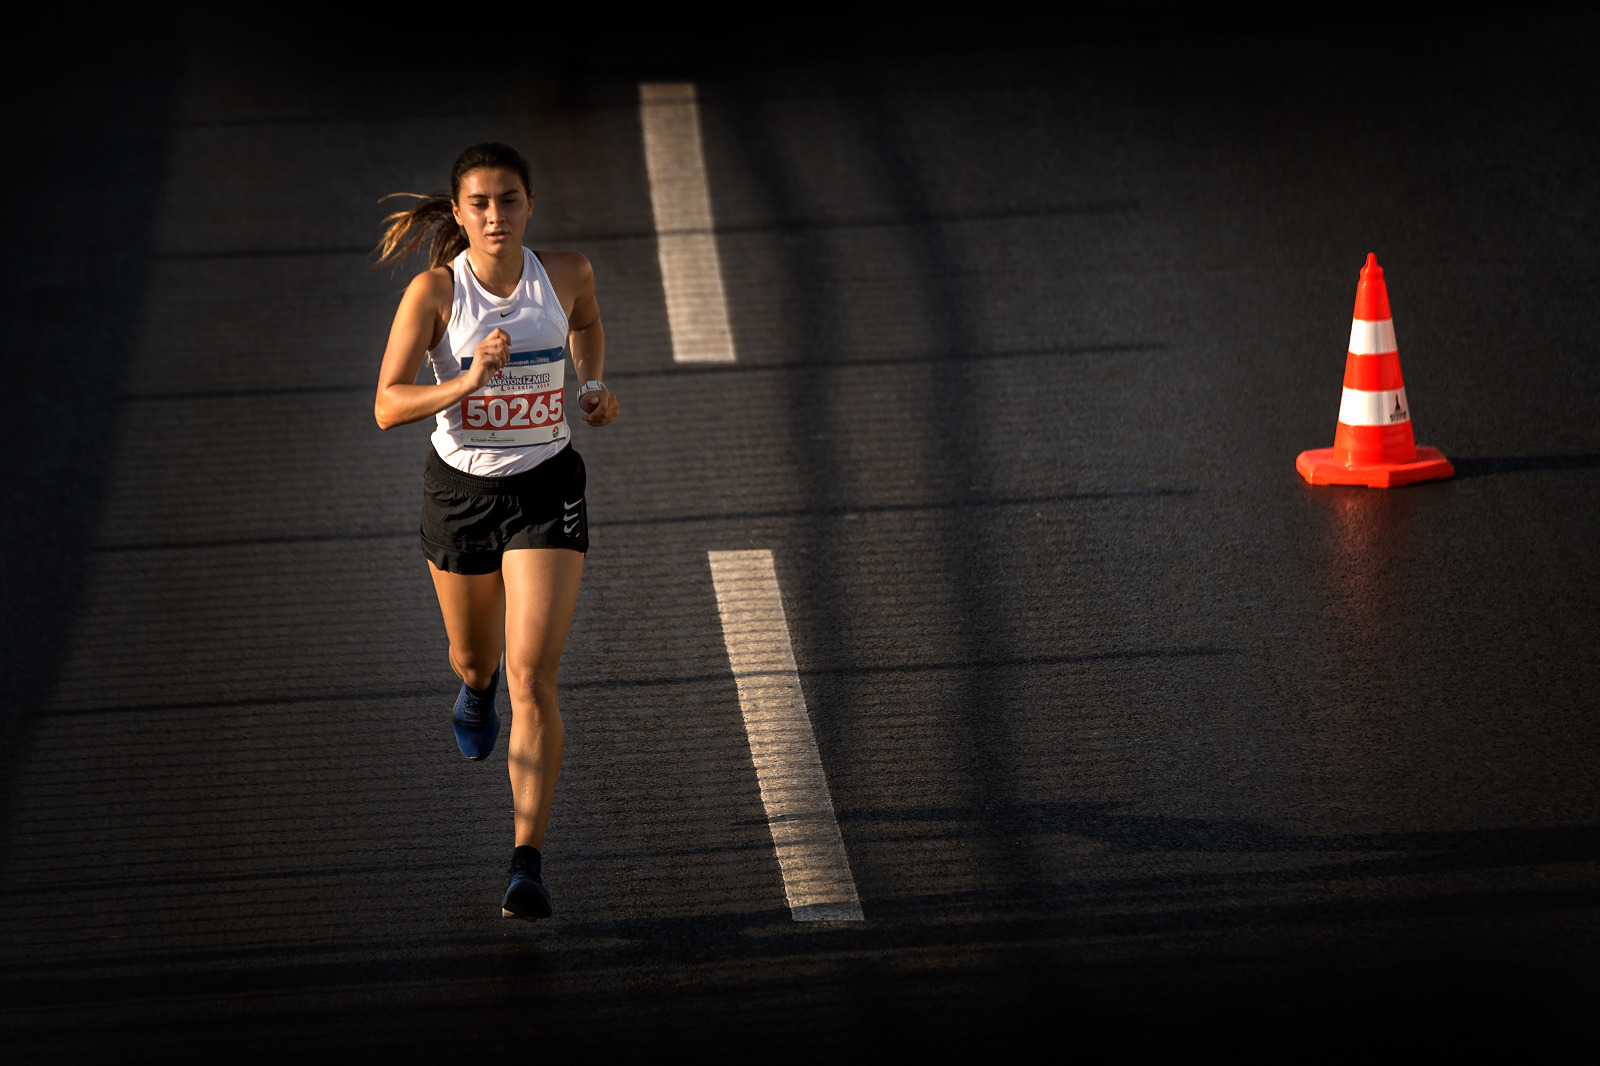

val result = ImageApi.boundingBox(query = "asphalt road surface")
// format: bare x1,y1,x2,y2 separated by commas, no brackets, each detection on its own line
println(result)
3,11,1598,1059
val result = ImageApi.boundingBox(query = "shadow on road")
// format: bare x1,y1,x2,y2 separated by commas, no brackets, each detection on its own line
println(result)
0,39,175,835
1451,454,1600,478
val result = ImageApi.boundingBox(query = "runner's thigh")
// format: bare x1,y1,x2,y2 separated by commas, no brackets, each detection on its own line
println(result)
501,548,584,674
429,563,506,659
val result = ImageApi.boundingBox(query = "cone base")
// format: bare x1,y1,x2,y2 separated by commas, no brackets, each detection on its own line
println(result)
1296,445,1454,488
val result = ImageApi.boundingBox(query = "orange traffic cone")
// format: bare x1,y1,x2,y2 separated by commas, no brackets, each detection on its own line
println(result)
1296,254,1454,487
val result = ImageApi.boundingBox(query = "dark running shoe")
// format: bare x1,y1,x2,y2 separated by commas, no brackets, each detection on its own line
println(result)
502,845,553,920
453,668,501,760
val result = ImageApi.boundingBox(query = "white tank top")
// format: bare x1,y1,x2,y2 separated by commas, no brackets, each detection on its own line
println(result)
428,247,571,477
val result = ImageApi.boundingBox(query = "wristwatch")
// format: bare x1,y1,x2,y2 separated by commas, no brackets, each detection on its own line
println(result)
578,380,607,398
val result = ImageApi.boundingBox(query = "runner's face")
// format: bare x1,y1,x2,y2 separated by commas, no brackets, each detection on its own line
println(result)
452,168,531,257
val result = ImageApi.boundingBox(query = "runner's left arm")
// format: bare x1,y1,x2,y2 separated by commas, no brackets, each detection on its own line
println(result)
556,253,618,427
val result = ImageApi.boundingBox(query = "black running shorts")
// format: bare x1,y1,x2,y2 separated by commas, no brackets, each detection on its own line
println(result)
420,446,589,575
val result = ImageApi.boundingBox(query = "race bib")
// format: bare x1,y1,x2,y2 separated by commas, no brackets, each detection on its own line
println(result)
458,346,567,448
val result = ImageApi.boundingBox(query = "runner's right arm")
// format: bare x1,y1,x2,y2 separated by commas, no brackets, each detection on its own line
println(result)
374,268,509,430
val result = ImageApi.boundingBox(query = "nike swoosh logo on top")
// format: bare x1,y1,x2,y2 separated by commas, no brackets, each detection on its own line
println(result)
499,309,514,317
564,499,583,509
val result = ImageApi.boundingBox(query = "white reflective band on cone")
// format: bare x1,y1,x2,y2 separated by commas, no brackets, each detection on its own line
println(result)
1348,318,1398,355
1338,386,1410,426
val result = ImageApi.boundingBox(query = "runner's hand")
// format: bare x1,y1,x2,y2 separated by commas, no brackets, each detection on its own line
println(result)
466,328,511,389
580,387,619,427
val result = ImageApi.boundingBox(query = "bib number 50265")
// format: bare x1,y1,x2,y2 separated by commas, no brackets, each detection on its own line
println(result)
463,391,563,429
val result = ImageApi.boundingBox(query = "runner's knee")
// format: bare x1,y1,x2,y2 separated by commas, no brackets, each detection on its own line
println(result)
505,663,559,712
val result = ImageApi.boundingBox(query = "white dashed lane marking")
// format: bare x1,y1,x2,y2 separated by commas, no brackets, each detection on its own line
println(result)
638,82,738,364
707,550,864,922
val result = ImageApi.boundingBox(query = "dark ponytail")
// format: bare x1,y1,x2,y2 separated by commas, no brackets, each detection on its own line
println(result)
373,142,534,271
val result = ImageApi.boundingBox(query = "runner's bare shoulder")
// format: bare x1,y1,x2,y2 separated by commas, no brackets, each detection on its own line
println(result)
410,264,455,306
535,251,593,287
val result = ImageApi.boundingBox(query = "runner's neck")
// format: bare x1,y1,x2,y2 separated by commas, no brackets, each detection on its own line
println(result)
466,248,526,299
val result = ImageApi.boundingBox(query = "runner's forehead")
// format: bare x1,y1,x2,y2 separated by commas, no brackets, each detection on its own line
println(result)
458,168,528,199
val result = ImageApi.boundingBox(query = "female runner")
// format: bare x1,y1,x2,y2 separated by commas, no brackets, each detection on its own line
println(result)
371,142,618,920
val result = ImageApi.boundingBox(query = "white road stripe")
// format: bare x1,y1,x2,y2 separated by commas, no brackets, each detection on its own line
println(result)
1348,317,1398,355
707,550,864,922
639,82,737,364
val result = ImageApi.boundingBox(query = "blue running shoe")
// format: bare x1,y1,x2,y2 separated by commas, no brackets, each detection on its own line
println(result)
502,845,552,920
453,668,500,760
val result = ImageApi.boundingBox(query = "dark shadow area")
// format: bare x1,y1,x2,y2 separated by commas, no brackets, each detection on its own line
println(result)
580,2,1488,80
0,30,177,836
8,846,1596,1004
4,869,1596,1057
1451,454,1600,478
845,801,1600,872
